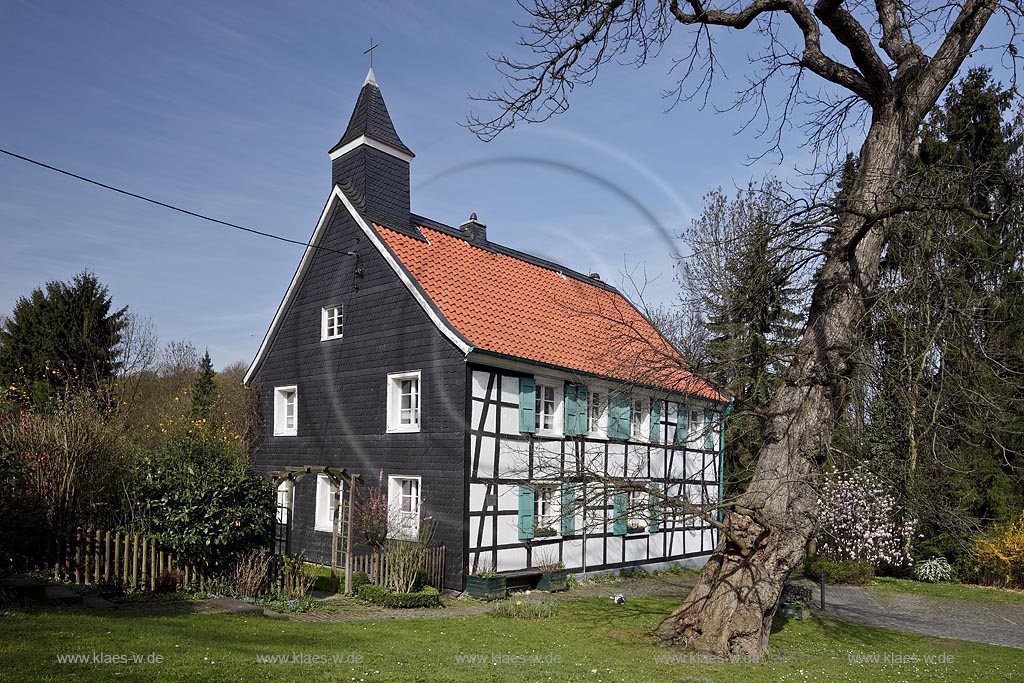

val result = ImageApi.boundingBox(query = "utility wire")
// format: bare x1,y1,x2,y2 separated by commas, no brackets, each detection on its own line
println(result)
0,147,350,256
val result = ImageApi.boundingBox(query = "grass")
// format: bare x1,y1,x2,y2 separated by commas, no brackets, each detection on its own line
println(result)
1,596,1021,682
868,576,1024,605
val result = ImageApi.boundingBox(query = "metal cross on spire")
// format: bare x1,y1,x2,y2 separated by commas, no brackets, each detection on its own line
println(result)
364,37,380,69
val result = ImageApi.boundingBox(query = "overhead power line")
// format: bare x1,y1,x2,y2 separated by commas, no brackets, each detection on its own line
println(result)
0,147,349,256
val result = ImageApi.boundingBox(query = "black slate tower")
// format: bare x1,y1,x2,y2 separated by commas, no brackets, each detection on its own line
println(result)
329,68,416,234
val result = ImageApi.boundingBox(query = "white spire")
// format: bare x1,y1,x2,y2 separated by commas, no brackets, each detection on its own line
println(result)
363,66,376,87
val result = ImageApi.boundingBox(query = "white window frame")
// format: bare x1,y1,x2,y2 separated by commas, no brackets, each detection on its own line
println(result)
314,474,341,533
534,377,563,436
535,484,561,532
276,480,293,525
388,475,422,540
273,385,298,436
587,387,607,437
627,489,649,530
386,371,422,433
688,407,704,449
321,304,344,341
630,397,648,441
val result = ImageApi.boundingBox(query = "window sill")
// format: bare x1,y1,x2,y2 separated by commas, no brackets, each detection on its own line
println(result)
534,429,563,439
273,431,298,437
320,335,344,342
386,425,421,434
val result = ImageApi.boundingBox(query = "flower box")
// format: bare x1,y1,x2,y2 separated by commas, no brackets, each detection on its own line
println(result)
778,602,808,620
537,568,568,592
466,575,507,601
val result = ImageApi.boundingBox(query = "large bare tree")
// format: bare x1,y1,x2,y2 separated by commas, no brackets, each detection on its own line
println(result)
470,0,1015,656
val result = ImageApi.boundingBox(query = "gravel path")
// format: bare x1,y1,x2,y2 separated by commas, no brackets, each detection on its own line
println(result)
812,582,1024,649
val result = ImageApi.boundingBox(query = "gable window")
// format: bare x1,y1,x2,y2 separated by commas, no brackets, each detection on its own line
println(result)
321,304,343,340
314,474,341,532
274,386,297,436
535,484,560,533
388,475,421,540
588,390,606,435
386,371,421,433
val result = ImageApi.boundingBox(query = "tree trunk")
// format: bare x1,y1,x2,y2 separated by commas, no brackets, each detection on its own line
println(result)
659,110,919,655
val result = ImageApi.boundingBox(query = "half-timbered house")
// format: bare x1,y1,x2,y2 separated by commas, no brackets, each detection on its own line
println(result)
245,68,729,589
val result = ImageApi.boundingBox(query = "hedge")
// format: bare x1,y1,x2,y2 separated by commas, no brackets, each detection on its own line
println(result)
356,583,442,608
804,554,874,584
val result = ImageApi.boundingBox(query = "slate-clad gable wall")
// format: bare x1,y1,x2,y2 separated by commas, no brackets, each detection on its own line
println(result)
252,202,466,588
332,146,412,234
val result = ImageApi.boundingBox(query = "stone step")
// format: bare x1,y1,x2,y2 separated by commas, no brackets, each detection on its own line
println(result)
0,574,46,603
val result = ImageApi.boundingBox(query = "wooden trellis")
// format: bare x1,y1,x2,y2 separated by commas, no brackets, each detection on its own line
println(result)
266,465,359,593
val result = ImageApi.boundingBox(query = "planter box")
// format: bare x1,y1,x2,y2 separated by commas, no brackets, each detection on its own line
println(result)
778,602,808,620
537,569,568,592
466,575,507,601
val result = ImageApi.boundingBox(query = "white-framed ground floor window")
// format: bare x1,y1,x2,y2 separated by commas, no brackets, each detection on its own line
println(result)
314,474,341,532
388,475,422,540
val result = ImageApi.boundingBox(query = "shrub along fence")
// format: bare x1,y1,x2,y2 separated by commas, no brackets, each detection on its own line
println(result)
350,546,446,590
46,527,213,591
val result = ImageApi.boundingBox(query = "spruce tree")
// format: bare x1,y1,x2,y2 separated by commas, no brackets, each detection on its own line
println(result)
190,350,218,421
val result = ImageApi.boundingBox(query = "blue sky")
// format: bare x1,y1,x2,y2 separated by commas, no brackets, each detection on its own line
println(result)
0,1,1015,369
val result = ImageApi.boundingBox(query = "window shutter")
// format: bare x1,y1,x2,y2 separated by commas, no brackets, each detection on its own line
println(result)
572,384,588,435
564,383,588,436
704,409,715,450
612,491,628,536
649,399,661,443
519,378,536,433
675,404,689,445
518,486,535,540
560,483,575,536
648,483,661,532
608,394,630,440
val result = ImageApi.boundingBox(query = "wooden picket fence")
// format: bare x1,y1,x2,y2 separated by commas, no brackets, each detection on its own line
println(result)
48,527,213,591
350,545,446,589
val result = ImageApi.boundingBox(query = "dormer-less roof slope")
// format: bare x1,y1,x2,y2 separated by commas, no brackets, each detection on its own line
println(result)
377,221,726,403
329,69,413,158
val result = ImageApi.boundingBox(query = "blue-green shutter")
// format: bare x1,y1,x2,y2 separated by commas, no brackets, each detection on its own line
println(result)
564,384,588,436
612,491,628,535
649,399,661,443
519,378,536,433
675,404,689,445
560,483,575,536
518,486,535,540
609,394,630,440
704,409,715,450
648,483,661,532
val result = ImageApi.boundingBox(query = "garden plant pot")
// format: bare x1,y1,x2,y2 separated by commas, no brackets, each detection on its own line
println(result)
466,575,507,601
778,602,808,620
537,569,568,592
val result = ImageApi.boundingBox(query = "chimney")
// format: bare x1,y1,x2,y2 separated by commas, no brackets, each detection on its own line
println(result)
460,213,488,243
328,68,415,234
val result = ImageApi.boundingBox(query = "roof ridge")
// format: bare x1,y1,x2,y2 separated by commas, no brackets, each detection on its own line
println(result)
409,213,621,294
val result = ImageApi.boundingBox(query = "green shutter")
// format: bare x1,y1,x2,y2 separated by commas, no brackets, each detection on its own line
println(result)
675,404,689,445
649,399,661,443
518,486,535,540
560,483,575,536
564,384,588,436
704,410,715,450
609,393,630,440
519,378,536,433
648,483,661,532
612,491,628,536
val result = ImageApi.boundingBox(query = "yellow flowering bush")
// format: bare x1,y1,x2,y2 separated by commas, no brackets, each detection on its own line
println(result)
967,512,1024,589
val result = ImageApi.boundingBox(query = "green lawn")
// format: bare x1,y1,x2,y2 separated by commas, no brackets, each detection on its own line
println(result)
868,577,1024,605
1,597,1021,682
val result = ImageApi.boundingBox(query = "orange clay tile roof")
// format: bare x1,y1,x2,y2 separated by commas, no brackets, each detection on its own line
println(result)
376,224,726,402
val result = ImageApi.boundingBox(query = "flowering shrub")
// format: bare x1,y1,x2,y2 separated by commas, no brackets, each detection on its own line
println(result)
912,557,955,583
816,466,916,568
967,512,1024,589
